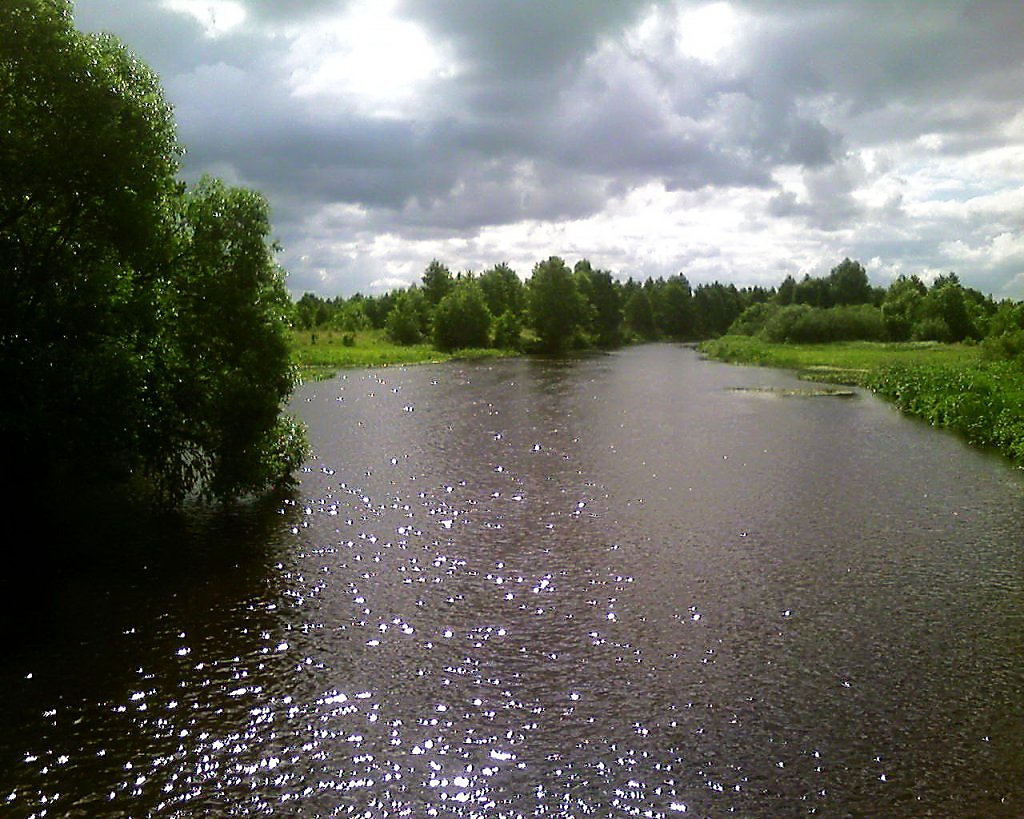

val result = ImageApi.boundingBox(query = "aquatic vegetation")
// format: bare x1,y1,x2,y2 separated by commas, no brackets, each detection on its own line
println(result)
702,336,1024,465
866,361,1024,462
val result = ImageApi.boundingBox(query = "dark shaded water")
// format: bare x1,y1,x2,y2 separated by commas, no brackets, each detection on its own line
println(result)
4,345,1024,817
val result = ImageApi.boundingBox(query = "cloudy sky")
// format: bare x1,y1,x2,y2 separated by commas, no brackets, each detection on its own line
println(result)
73,0,1024,298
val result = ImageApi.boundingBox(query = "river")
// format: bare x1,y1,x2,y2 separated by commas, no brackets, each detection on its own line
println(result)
3,344,1023,816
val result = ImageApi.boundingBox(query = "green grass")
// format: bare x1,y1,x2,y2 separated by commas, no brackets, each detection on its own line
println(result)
290,329,512,380
701,335,1024,465
699,335,981,384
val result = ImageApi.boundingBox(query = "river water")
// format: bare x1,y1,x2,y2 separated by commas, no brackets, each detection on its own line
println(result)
3,345,1024,817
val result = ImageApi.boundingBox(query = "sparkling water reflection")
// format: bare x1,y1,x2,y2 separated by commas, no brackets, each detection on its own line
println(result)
3,345,1024,816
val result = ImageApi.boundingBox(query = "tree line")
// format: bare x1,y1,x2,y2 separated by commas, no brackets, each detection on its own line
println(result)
2,0,307,508
295,258,764,353
293,256,1023,360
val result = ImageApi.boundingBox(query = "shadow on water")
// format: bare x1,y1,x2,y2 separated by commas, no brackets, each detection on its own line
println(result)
0,486,310,817
2,485,303,657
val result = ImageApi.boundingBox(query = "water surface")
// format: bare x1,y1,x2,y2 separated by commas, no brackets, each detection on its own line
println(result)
4,345,1023,816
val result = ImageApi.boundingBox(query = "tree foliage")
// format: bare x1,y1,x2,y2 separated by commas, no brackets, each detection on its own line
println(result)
527,257,586,352
421,259,455,306
293,252,1014,364
386,288,426,344
478,263,524,318
1,0,306,506
432,280,491,351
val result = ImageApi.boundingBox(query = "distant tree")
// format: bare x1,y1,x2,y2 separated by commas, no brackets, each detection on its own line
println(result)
981,301,1024,363
478,262,524,318
573,260,599,338
794,274,834,308
386,289,426,345
527,256,586,352
492,309,523,350
655,274,695,339
776,275,797,305
729,302,781,336
917,277,973,342
432,280,491,351
828,258,872,305
693,282,743,337
961,286,997,339
572,260,624,345
365,292,395,329
881,275,926,341
987,299,1024,338
333,298,370,333
577,263,623,346
294,294,321,329
421,259,455,306
624,288,657,340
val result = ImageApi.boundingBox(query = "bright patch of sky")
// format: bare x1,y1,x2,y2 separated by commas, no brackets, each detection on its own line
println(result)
674,2,742,64
285,0,455,118
161,0,246,37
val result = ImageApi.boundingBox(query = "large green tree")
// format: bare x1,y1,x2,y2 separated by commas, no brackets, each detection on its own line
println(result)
421,259,455,306
478,262,524,318
432,280,492,351
527,257,586,352
828,258,872,306
624,288,657,340
574,260,623,347
654,274,695,339
158,178,306,501
1,0,306,505
881,275,926,341
386,288,426,344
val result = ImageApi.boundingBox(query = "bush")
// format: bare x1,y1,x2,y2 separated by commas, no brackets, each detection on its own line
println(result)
492,309,523,350
913,316,953,343
981,329,1024,364
758,304,885,344
729,302,780,336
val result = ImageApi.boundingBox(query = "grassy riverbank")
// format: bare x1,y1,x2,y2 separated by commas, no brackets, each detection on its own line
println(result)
701,336,1024,465
699,336,981,382
290,329,511,379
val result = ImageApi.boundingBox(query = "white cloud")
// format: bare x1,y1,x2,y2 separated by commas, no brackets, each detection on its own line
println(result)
162,0,247,37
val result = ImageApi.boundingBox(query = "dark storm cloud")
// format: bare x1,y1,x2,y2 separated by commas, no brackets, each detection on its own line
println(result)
403,0,646,83
242,0,350,22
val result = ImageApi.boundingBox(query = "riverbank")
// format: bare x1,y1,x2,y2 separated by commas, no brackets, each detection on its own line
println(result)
700,335,1024,465
290,329,513,380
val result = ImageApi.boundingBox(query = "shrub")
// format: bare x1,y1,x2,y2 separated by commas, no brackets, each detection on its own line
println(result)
758,304,885,344
492,309,523,350
729,302,780,336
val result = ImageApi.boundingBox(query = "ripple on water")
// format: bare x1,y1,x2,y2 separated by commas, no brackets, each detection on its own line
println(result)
4,350,1024,816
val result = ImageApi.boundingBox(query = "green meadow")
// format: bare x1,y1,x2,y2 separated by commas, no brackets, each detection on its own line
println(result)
290,329,510,380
